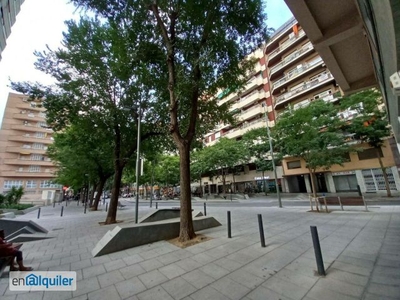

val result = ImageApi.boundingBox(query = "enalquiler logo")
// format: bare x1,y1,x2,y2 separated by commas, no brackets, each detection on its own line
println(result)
10,271,77,291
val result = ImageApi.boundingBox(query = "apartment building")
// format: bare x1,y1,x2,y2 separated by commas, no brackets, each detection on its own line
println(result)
202,48,284,194
1,0,24,60
0,92,61,204
266,18,400,194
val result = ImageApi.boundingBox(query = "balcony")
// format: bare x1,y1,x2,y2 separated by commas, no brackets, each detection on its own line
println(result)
3,158,53,166
6,146,47,154
1,170,56,178
268,30,306,62
13,113,45,122
272,57,324,93
237,90,266,110
11,124,52,133
239,105,264,122
266,18,298,51
269,42,314,77
8,135,54,144
274,72,335,109
222,118,268,139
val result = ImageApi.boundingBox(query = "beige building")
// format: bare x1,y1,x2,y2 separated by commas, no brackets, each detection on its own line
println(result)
200,17,400,195
0,92,61,204
1,0,25,60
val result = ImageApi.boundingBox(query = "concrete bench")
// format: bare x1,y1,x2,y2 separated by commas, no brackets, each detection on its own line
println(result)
0,243,22,276
318,196,368,211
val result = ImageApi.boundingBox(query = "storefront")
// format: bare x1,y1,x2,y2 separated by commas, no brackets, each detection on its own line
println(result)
332,171,358,192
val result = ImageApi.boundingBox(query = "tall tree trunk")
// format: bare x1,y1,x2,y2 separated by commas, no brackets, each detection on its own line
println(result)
178,144,196,242
79,189,85,203
91,178,106,211
262,170,267,195
105,165,123,224
89,183,96,207
376,147,392,197
308,167,319,212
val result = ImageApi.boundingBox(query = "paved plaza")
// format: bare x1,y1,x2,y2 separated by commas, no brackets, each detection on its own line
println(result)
1,198,399,300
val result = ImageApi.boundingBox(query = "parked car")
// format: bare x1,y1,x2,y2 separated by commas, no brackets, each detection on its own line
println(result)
122,193,133,198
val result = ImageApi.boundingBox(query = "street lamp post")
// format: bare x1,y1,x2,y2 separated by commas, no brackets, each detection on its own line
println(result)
135,108,141,223
264,113,282,208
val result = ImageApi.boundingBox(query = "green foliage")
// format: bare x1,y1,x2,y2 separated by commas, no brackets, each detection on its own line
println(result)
0,203,34,210
340,89,391,148
1,187,25,206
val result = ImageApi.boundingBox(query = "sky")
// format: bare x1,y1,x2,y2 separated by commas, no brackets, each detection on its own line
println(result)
0,0,293,122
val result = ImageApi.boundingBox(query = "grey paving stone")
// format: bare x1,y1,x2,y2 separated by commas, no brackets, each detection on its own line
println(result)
213,258,243,272
227,269,265,289
139,258,164,272
262,276,310,300
137,286,174,300
97,269,125,288
39,258,61,269
104,258,127,272
15,292,44,300
48,263,71,271
199,263,230,280
80,252,93,260
336,254,375,269
72,277,100,297
159,264,187,279
120,264,147,280
61,254,81,265
313,277,364,298
190,252,215,265
247,286,292,300
115,277,147,299
326,268,369,286
82,264,106,279
190,286,230,300
123,254,145,266
367,283,400,299
306,285,359,300
157,252,181,265
371,273,400,286
211,276,251,300
139,249,160,260
91,256,111,266
138,270,168,289
273,268,317,290
175,258,202,271
363,292,399,300
1,295,17,300
88,285,122,300
182,269,215,289
328,261,372,277
43,291,73,300
161,277,197,300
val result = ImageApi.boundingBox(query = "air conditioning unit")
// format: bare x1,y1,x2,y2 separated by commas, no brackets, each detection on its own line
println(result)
390,71,400,96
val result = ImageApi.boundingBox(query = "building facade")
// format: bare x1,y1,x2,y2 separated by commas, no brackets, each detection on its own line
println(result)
200,17,400,195
1,0,24,60
266,17,400,194
0,92,61,204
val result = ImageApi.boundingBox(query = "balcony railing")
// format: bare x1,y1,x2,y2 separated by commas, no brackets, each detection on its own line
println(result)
268,30,306,60
239,105,264,121
272,57,324,91
275,72,333,107
269,42,313,75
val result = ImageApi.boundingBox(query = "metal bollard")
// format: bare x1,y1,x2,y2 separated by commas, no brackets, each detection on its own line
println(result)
61,206,64,217
37,207,41,219
105,203,108,212
84,202,87,214
77,200,79,206
227,211,232,238
310,226,326,276
53,201,55,208
257,214,266,248
204,202,207,216
156,202,158,209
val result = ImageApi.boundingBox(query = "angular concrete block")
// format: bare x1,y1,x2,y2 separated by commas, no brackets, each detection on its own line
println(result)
92,216,221,257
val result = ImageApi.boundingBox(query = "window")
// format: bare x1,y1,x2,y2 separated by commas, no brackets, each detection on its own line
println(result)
314,89,331,100
358,148,383,160
37,122,47,128
31,154,43,161
40,181,62,188
32,143,44,149
29,166,41,172
35,132,45,138
4,180,23,189
26,180,37,189
287,160,301,169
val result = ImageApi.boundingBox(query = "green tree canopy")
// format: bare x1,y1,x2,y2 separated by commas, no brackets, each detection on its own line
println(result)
273,100,350,197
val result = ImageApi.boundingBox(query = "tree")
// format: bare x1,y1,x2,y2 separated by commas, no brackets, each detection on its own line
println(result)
242,127,275,195
340,89,393,197
203,138,249,197
12,18,163,223
273,100,350,198
47,122,114,210
71,0,268,241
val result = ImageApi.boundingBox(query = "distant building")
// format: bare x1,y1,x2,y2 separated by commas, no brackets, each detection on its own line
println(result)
0,0,25,60
200,17,400,195
0,92,61,204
